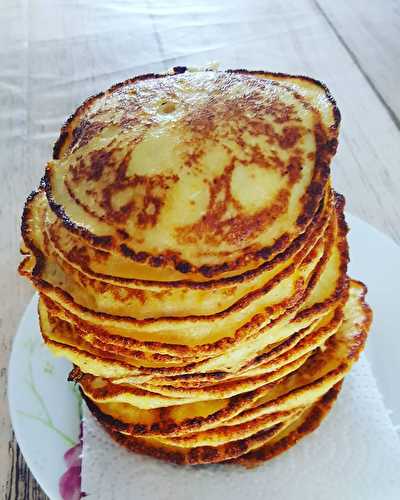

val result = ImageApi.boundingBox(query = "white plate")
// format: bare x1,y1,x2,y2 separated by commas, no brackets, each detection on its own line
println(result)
8,213,400,500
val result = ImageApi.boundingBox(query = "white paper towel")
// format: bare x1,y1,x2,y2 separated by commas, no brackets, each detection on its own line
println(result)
81,356,400,500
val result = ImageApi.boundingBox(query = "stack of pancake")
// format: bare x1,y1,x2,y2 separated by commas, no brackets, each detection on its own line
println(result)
19,68,372,466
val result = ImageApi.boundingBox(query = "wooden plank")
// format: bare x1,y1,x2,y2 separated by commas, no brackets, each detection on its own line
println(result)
1,0,400,498
315,0,400,124
6,440,47,500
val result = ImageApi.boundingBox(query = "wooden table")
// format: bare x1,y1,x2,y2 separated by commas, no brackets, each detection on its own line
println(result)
1,0,399,497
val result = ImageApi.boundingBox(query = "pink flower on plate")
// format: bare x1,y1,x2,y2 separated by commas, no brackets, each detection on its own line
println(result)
59,425,85,500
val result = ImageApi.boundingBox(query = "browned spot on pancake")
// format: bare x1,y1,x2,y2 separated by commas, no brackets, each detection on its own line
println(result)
88,150,113,181
247,144,273,170
268,100,299,124
278,126,301,149
67,136,180,228
245,119,275,145
70,119,106,150
176,161,291,247
65,244,90,268
69,149,115,184
184,105,217,140
117,228,129,240
183,147,205,172
286,154,303,184
246,145,303,186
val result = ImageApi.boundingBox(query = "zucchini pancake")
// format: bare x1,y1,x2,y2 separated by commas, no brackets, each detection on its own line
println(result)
19,67,372,466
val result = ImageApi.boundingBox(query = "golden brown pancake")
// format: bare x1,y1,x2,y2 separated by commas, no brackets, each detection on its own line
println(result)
45,69,339,280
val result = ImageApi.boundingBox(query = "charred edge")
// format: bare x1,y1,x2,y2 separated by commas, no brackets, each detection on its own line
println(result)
43,170,113,248
172,66,188,74
229,69,341,131
67,365,83,382
19,190,46,277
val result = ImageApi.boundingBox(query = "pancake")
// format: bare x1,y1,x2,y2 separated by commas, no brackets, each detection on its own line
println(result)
45,68,339,280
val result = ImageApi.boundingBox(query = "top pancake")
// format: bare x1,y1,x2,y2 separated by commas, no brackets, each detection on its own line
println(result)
45,68,340,279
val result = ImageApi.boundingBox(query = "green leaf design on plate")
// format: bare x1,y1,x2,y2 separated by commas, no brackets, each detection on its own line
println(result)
43,361,55,374
18,337,81,446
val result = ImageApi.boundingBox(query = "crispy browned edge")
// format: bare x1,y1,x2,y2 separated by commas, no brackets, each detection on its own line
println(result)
41,67,340,278
84,381,342,465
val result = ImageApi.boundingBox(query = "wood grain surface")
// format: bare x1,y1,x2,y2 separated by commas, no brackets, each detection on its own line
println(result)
1,0,399,498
